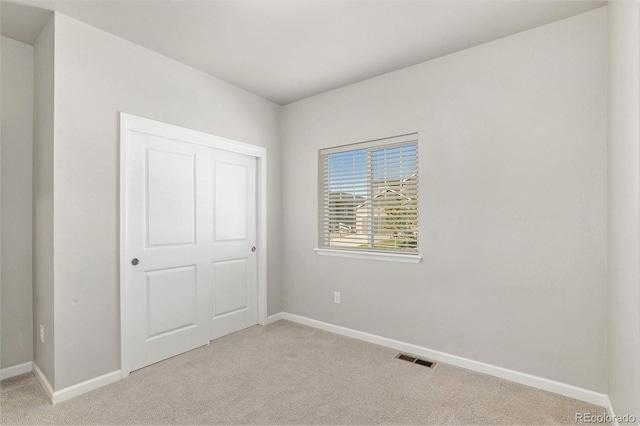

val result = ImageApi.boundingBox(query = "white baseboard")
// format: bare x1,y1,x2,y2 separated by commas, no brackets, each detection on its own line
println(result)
52,370,121,404
1,361,33,380
33,363,121,404
33,363,54,403
604,396,618,425
278,312,609,407
265,312,284,324
25,313,611,409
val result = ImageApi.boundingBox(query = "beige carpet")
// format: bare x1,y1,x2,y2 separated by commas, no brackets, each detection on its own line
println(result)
1,320,605,425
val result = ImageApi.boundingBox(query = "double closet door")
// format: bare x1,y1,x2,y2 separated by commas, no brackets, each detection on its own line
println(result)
124,128,257,372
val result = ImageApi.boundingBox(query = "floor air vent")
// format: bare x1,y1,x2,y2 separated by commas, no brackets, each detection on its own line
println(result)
396,353,436,368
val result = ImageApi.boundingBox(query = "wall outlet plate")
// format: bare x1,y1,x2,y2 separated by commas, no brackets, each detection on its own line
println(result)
333,291,341,304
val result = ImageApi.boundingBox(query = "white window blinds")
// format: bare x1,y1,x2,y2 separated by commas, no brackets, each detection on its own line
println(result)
319,133,419,254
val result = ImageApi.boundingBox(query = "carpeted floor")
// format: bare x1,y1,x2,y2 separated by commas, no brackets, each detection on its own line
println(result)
1,320,606,425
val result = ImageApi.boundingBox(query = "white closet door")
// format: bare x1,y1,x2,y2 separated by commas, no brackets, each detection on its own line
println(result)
124,123,258,372
209,149,258,341
125,131,211,372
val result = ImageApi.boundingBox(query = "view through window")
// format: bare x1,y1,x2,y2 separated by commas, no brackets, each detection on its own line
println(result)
319,134,418,254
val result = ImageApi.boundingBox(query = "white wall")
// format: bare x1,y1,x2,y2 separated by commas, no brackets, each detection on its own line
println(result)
50,13,282,390
1,36,34,369
281,8,607,392
32,16,55,384
607,0,640,419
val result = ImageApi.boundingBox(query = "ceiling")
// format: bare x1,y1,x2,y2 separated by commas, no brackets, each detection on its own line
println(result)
1,1,52,45
2,0,606,105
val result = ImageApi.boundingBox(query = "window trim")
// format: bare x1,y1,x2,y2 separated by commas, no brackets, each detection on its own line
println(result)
317,133,420,261
314,248,422,263
319,133,418,155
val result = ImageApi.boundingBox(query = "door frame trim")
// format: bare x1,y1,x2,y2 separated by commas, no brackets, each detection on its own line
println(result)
118,112,268,378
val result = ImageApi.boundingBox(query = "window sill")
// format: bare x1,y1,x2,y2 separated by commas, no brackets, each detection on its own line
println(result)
314,248,422,264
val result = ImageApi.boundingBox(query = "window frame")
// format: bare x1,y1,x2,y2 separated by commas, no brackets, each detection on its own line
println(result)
316,133,421,263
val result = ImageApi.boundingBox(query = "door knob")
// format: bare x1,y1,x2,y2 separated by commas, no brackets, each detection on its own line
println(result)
131,258,139,266
251,246,256,252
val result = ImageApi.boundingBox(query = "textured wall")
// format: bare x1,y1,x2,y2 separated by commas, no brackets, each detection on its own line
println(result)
1,36,34,369
32,16,56,385
607,0,640,419
282,8,607,392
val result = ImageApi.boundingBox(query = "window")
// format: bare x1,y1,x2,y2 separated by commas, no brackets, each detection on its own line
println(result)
318,133,419,257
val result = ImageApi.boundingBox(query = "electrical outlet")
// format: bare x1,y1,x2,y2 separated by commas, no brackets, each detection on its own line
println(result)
333,291,341,304
40,325,44,343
